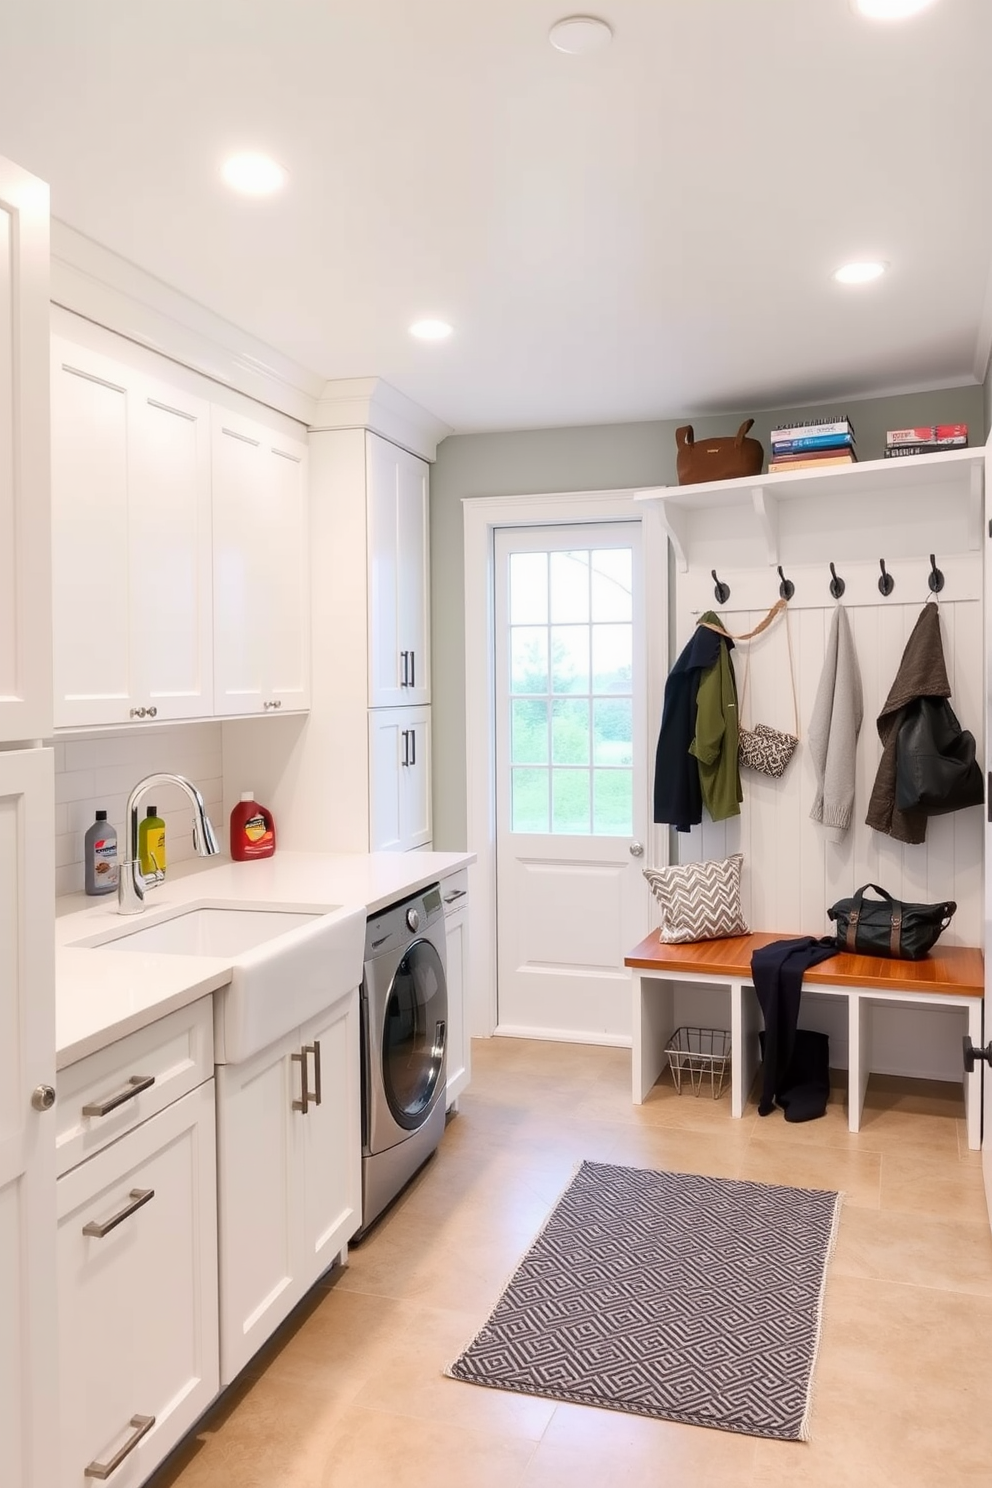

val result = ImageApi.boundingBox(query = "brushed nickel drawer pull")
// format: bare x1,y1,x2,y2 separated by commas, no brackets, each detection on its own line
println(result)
82,1074,155,1118
309,1040,322,1107
442,889,466,904
84,1414,155,1479
291,1049,308,1114
82,1187,155,1238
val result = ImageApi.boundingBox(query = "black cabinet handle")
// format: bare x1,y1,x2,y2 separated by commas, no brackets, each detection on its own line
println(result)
401,729,410,767
400,651,409,687
410,728,416,766
410,650,415,688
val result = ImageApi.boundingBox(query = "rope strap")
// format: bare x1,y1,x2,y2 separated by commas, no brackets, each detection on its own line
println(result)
698,598,798,737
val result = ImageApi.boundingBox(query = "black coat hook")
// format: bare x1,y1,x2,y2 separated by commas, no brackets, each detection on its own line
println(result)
828,562,845,600
777,565,795,600
878,558,895,597
928,554,945,594
711,569,730,603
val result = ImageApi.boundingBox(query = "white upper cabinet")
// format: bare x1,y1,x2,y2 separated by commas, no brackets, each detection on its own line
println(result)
367,432,430,707
0,157,52,742
51,338,213,728
212,409,310,717
368,704,432,852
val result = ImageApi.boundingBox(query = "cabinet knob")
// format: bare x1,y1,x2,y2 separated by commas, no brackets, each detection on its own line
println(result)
147,705,157,718
629,841,644,857
129,707,147,719
263,699,283,710
31,1084,55,1112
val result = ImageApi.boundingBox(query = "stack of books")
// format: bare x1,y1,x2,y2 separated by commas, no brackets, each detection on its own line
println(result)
883,425,969,459
768,418,856,472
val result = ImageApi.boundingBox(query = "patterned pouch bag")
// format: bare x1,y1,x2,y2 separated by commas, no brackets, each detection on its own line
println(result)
735,607,799,778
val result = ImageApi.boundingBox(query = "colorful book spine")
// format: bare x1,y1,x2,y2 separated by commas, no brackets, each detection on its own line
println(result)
771,433,856,454
882,444,944,458
769,455,856,472
770,418,854,441
886,424,968,446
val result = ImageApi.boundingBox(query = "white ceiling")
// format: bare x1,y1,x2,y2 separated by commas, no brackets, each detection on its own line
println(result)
1,0,991,434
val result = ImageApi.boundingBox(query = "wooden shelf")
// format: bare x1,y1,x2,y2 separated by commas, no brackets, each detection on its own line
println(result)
635,446,986,570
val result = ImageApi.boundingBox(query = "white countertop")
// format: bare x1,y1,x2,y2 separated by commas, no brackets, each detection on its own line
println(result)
56,849,474,1069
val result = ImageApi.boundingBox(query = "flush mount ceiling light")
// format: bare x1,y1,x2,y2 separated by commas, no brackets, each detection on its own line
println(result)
833,260,888,285
220,153,287,196
549,15,614,54
409,319,453,341
851,0,939,18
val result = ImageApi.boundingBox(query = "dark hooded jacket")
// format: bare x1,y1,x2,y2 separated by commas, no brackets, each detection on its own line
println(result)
865,603,949,845
653,614,732,832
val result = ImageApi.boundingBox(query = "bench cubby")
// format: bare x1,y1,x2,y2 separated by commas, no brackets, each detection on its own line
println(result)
625,932,984,1149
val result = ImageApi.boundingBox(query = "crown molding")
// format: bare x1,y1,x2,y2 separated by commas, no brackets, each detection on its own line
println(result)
310,376,451,462
49,219,325,425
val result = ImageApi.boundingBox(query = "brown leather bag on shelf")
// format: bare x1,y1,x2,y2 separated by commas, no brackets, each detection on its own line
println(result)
675,418,765,485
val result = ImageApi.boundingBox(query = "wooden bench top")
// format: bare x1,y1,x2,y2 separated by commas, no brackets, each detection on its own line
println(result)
624,931,984,998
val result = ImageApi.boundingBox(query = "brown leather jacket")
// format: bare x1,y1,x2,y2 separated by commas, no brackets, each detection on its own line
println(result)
865,603,949,845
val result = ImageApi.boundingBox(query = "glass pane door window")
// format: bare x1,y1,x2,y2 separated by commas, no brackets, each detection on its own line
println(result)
507,546,634,835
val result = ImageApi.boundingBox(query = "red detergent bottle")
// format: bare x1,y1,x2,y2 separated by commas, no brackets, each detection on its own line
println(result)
229,791,277,861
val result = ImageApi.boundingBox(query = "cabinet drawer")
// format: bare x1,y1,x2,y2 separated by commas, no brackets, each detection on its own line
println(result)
58,1081,218,1488
441,869,468,919
56,998,213,1177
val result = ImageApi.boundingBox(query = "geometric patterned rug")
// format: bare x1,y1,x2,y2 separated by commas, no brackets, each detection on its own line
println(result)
446,1160,842,1441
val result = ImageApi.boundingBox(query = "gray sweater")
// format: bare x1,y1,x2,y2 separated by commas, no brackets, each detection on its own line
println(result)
808,606,863,840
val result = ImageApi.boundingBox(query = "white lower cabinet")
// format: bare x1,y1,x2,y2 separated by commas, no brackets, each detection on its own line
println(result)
368,705,432,851
57,1079,218,1488
443,871,471,1107
215,988,362,1386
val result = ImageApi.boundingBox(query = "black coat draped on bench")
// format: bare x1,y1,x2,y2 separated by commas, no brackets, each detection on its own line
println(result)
751,936,839,1121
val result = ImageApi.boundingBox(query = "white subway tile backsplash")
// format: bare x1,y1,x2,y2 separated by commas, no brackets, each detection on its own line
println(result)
55,770,96,804
55,722,224,898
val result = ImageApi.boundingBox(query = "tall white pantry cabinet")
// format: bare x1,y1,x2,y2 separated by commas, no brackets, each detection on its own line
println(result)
244,424,434,854
0,153,58,1488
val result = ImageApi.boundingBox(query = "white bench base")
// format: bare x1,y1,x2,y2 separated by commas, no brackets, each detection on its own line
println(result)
631,967,983,1150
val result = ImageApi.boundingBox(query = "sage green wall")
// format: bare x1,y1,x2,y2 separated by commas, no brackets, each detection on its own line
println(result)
430,384,986,850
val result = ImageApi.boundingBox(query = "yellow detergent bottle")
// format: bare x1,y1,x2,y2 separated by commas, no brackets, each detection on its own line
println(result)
138,805,166,876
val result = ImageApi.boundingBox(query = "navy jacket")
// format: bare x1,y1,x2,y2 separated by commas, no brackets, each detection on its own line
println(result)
653,619,724,832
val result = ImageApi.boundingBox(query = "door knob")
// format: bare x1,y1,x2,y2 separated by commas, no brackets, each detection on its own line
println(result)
629,841,644,857
31,1084,55,1111
962,1036,992,1072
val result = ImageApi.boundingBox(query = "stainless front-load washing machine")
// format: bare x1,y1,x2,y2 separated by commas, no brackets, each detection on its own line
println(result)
357,882,447,1235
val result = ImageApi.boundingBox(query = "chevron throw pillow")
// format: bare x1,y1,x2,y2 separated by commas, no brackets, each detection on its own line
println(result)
643,853,748,943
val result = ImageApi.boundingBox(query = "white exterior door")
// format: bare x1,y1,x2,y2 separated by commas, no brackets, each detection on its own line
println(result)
0,157,51,743
494,524,651,1041
0,746,56,1488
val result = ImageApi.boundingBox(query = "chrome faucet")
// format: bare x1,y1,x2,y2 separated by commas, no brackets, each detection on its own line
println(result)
118,773,221,914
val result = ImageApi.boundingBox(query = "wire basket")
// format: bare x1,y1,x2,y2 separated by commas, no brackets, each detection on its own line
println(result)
665,1026,732,1099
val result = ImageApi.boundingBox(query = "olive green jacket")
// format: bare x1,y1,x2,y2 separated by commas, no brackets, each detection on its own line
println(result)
688,614,742,822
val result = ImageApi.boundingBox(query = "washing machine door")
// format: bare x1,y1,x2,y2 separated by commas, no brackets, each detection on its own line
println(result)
382,938,447,1130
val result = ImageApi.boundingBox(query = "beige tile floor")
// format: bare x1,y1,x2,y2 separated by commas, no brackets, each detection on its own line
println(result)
149,1038,992,1488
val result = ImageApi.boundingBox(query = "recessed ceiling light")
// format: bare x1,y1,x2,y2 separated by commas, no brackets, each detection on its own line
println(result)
221,153,287,196
833,260,888,285
851,0,939,18
549,15,613,54
409,319,453,341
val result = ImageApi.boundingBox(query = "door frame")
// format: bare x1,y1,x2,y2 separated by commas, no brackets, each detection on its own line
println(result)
463,489,669,1039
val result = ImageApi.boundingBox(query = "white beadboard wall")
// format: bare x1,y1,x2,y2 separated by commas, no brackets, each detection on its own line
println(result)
659,555,985,1085
676,566,984,947
54,723,223,898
